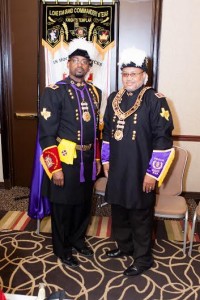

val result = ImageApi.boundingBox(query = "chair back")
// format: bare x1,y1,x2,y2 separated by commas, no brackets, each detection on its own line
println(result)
197,202,200,219
156,146,188,196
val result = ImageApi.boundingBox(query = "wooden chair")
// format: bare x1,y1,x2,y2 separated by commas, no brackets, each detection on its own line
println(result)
155,146,189,254
188,202,200,256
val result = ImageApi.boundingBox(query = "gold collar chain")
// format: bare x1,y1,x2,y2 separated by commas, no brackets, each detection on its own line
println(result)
112,86,151,120
113,86,151,141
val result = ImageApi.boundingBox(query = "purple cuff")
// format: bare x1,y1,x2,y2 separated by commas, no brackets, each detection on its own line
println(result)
146,148,174,180
101,141,110,163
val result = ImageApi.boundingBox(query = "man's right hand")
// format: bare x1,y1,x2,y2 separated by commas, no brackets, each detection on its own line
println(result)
52,170,64,187
103,163,109,178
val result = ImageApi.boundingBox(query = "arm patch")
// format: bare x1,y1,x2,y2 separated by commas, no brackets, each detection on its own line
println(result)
48,84,59,90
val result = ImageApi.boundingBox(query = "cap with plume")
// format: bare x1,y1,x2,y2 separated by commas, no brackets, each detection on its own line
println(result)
68,38,97,64
118,46,148,72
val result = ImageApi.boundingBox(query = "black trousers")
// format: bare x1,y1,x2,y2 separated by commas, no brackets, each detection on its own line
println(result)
50,184,93,259
111,204,154,268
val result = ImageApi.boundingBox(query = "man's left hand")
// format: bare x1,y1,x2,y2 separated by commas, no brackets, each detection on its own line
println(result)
143,174,156,193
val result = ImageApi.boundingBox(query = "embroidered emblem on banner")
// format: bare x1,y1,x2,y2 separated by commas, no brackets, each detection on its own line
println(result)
47,28,59,45
74,26,87,38
160,108,170,121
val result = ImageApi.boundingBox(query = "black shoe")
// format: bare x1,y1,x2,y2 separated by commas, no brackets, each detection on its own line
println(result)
60,255,79,268
123,263,153,276
74,245,93,257
106,248,131,258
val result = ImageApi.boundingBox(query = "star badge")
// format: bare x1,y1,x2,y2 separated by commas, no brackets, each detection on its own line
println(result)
41,108,51,120
160,108,170,121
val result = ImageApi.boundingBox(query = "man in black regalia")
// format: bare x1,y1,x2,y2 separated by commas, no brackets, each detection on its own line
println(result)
39,38,101,268
101,46,174,276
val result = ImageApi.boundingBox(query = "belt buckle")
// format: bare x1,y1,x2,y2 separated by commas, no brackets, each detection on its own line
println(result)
76,144,92,151
83,144,90,151
83,144,91,151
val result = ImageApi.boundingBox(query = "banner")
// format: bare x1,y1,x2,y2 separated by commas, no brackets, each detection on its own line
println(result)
42,5,115,56
42,4,115,123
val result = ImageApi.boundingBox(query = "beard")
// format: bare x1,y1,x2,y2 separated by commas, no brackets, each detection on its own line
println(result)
73,67,87,79
124,81,144,92
126,87,134,92
75,73,85,79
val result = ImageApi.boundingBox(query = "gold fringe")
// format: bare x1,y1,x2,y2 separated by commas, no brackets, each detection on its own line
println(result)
158,148,175,187
93,38,115,60
42,38,68,57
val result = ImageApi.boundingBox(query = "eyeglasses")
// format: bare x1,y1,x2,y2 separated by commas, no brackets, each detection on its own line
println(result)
69,58,90,66
121,71,144,78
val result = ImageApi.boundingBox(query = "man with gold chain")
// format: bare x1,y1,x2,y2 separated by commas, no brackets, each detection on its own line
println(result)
39,39,101,268
102,46,174,276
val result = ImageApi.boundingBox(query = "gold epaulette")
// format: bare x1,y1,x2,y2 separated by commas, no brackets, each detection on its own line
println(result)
48,84,59,90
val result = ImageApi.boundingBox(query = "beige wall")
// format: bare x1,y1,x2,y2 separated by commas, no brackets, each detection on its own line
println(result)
158,0,200,192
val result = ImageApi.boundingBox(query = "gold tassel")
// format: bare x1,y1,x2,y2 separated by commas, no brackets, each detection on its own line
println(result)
99,122,104,140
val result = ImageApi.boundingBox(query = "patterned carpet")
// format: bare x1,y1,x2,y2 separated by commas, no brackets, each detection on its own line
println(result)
0,230,200,300
0,186,29,211
0,187,200,299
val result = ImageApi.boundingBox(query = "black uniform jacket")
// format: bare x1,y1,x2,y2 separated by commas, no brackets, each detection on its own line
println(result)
39,76,101,204
103,86,174,209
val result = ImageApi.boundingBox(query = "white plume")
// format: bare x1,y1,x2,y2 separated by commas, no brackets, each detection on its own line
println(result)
118,46,147,68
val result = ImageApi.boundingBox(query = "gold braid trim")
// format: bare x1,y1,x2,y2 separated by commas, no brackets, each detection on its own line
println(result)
87,82,102,136
93,40,115,60
87,82,100,104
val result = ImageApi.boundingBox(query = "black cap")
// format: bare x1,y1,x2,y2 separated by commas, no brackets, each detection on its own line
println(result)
68,49,91,60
